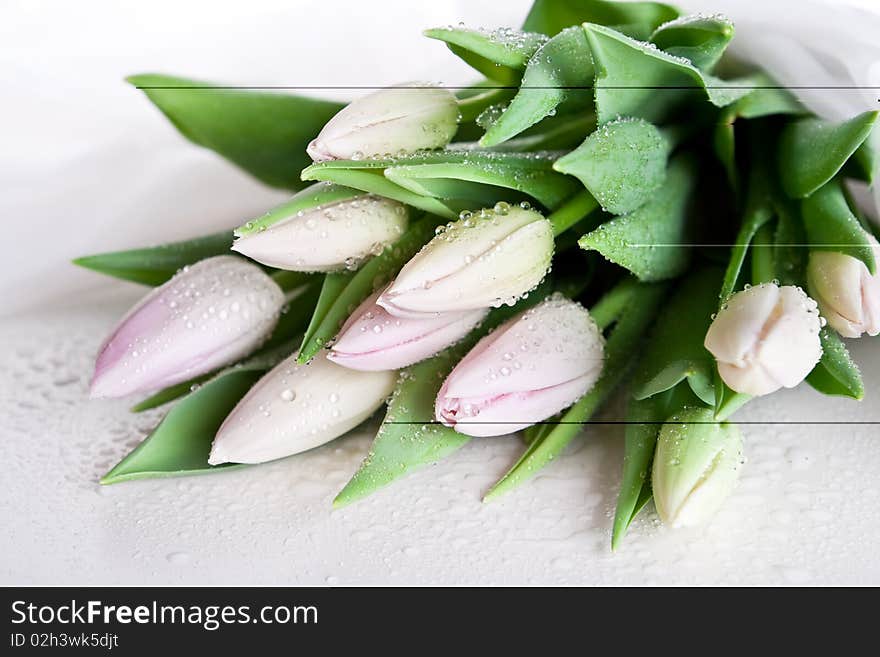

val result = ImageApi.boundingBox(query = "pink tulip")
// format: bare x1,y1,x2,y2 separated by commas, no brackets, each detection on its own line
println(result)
90,255,284,398
435,294,605,437
327,287,488,371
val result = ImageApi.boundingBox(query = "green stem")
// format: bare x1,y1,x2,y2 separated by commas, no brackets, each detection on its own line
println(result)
548,189,599,237
590,277,637,330
750,222,776,285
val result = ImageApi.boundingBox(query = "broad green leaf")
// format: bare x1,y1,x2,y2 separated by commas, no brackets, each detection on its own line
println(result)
333,353,469,507
844,128,877,184
484,280,667,500
806,328,864,400
73,230,233,286
611,394,663,550
296,216,441,364
481,27,594,147
584,23,754,124
632,268,723,404
480,113,596,153
801,178,876,274
553,117,668,215
301,166,457,218
522,0,679,39
578,156,694,281
128,74,344,190
424,26,548,83
778,110,879,199
649,14,734,71
101,368,263,484
131,280,322,412
235,183,360,236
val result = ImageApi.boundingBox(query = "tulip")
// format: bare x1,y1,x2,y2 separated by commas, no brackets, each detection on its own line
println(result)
231,195,408,272
704,283,823,396
652,406,744,528
378,203,554,318
90,255,284,398
307,84,460,162
807,239,880,338
327,287,488,371
435,294,604,437
208,350,396,464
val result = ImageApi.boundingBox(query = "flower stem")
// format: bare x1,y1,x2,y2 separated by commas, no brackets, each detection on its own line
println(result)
270,269,311,292
548,189,599,237
750,222,777,285
590,277,637,330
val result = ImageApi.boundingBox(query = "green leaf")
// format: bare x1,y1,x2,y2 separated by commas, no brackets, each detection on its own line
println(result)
101,368,263,484
553,117,668,215
301,166,457,218
807,328,864,400
333,354,469,507
305,151,578,212
713,372,750,421
522,0,678,39
296,216,441,364
584,23,754,125
235,183,360,236
649,14,734,71
484,280,667,500
128,73,344,190
131,280,322,412
73,230,233,286
578,156,694,281
480,27,594,147
424,26,547,83
632,268,723,405
801,178,876,274
778,110,879,199
611,394,663,550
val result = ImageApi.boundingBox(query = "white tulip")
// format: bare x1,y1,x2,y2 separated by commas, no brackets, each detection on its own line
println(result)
90,255,283,398
704,283,823,396
652,407,744,528
307,84,460,162
378,203,554,318
807,238,880,338
232,194,408,272
208,350,396,464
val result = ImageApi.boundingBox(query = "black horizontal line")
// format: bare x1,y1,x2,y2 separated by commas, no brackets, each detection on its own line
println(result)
386,421,880,425
133,85,880,91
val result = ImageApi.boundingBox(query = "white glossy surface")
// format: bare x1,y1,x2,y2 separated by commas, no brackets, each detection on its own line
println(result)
3,295,880,585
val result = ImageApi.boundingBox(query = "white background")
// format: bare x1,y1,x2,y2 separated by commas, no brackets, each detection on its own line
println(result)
2,0,880,585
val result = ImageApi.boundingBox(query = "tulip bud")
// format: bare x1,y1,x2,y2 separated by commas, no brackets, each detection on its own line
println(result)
378,203,554,317
208,350,396,464
327,287,488,371
807,238,880,338
652,407,743,528
704,283,823,396
307,84,460,162
231,195,408,272
90,256,284,398
435,294,604,437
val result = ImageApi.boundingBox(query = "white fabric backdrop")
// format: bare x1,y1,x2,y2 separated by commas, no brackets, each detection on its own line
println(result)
3,0,878,315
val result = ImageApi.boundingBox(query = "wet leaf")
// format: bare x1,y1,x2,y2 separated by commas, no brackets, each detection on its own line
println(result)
806,328,864,400
424,26,547,83
522,0,678,39
578,156,694,281
778,110,879,199
128,73,344,190
649,14,734,71
584,23,754,124
73,230,233,286
480,27,594,147
554,117,668,214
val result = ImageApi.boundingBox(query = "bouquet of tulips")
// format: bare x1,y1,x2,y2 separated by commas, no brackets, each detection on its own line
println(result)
76,0,879,549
